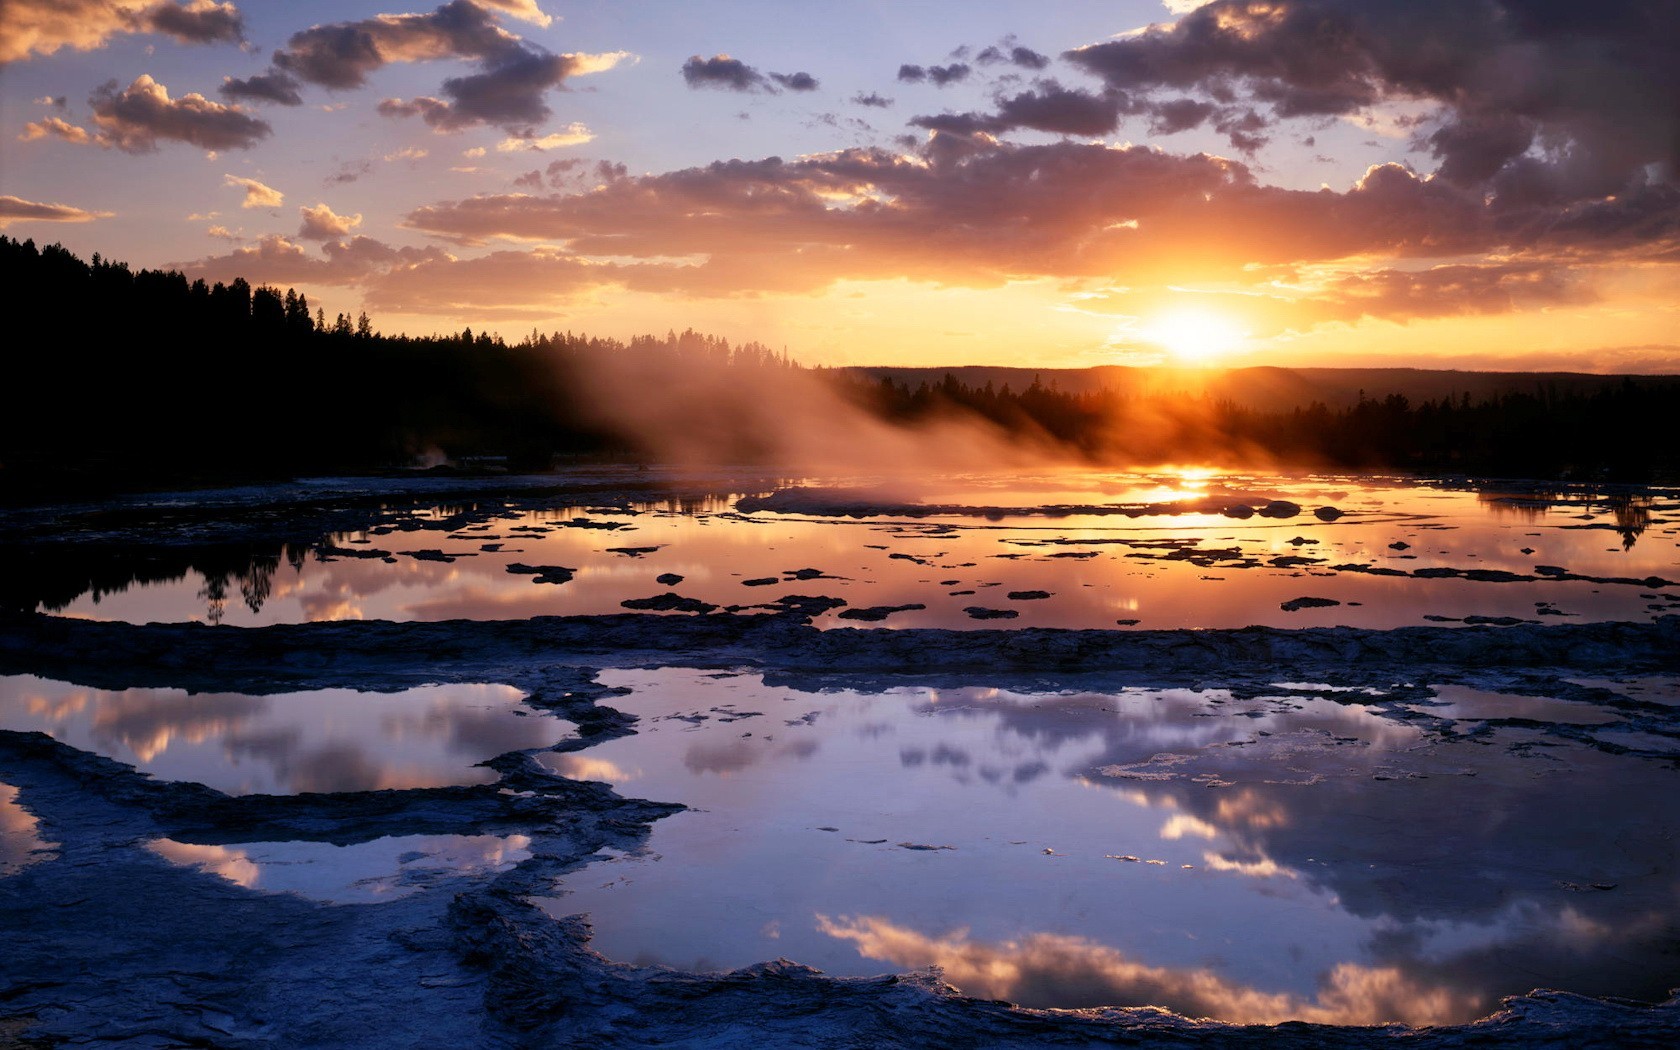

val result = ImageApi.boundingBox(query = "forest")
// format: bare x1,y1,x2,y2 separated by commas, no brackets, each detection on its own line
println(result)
2,235,1675,495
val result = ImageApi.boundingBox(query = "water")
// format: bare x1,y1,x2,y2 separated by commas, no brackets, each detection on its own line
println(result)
0,782,57,877
541,668,1680,1025
0,677,570,794
24,472,1680,630
144,833,532,903
6,470,1679,1028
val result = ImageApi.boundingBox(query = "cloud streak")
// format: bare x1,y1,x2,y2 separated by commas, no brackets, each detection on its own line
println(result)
0,195,113,226
681,55,818,94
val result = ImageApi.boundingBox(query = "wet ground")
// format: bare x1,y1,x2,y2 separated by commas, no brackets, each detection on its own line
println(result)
2,469,1678,1046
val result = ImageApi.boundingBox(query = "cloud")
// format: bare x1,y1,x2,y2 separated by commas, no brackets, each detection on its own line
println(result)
256,1,624,134
0,195,113,226
814,914,1481,1024
271,1,520,90
769,71,819,92
381,131,1680,335
898,63,970,86
177,233,450,288
399,145,1466,282
1148,97,1215,135
0,0,243,63
220,70,303,106
1068,259,1596,339
379,49,630,133
89,74,270,152
298,202,362,240
680,55,815,95
18,116,93,144
143,0,243,45
1064,0,1680,202
976,44,1050,70
912,82,1126,137
326,159,374,184
471,0,551,27
494,123,592,151
852,92,893,109
224,173,282,208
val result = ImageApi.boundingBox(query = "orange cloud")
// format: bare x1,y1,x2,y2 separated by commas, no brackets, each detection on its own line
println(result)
0,0,242,63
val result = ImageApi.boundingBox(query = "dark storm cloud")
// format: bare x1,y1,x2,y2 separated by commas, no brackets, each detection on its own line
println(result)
88,74,270,152
1064,0,1680,201
220,70,303,106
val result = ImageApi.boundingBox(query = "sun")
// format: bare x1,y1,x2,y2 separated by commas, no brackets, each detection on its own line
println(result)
1141,309,1245,364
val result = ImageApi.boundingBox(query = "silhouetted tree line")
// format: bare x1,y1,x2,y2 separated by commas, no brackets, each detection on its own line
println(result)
840,372,1677,480
2,237,1674,494
0,238,792,495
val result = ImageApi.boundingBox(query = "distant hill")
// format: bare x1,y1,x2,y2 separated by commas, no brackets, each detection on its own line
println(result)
836,365,1680,411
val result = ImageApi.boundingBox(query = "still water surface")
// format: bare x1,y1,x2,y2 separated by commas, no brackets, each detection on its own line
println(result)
0,677,566,794
544,668,1680,1025
35,472,1680,630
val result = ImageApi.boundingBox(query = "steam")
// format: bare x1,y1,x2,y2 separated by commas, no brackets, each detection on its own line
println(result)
563,345,1068,474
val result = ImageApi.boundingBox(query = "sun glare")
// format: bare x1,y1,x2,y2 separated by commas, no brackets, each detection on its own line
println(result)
1142,310,1245,364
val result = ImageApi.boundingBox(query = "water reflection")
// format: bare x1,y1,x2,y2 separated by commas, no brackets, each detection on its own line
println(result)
815,915,1477,1024
1476,488,1655,550
0,782,58,877
16,473,1680,629
146,833,531,902
542,668,1680,1023
0,677,567,794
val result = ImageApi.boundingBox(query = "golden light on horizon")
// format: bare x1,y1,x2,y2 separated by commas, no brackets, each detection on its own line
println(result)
1140,309,1247,364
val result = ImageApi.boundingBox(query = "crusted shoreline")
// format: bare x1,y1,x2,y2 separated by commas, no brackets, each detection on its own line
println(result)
3,609,1678,1046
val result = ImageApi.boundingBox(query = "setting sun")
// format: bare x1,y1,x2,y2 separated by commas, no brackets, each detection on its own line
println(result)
1141,310,1246,363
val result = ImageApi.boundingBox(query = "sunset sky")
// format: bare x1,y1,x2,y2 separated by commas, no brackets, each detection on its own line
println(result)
3,0,1676,370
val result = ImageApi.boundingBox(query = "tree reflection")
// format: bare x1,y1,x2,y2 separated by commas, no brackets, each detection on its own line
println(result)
1476,488,1652,549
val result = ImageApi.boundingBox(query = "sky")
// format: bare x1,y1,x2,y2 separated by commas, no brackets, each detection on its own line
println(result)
2,0,1677,371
